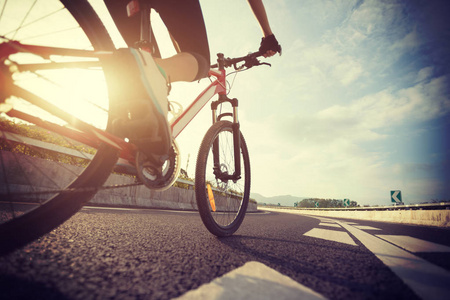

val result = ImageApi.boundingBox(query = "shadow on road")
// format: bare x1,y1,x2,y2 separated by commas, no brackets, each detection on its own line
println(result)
0,275,69,300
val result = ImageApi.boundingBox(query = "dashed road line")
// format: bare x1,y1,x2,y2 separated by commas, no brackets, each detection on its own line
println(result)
175,261,327,300
353,225,381,231
304,228,357,246
339,221,450,300
318,222,341,228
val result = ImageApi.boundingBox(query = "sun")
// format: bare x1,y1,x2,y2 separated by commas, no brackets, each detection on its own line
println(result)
7,52,111,130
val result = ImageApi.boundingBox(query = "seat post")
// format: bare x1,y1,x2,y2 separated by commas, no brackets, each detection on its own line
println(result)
140,1,151,45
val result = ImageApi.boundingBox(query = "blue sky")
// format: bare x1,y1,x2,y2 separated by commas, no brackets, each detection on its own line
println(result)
90,0,449,205
172,0,449,206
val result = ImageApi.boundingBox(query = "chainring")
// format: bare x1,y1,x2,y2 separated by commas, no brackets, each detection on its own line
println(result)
135,140,181,191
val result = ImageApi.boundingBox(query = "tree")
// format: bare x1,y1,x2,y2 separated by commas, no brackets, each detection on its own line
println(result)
295,198,359,208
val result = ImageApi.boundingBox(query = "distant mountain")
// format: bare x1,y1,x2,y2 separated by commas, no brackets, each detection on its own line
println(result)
251,193,307,207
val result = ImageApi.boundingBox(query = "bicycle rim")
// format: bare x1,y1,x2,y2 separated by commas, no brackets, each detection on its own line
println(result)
0,0,118,255
195,121,251,236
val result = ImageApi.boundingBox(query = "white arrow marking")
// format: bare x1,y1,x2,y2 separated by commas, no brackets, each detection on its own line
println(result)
392,190,401,202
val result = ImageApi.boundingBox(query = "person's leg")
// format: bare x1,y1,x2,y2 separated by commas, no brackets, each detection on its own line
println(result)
154,53,198,82
153,0,210,81
104,0,210,82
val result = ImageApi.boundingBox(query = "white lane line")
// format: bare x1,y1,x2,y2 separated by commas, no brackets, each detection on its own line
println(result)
376,235,450,253
175,261,327,300
82,206,143,211
82,206,197,214
304,228,357,246
315,218,339,223
339,222,450,300
319,223,342,228
353,226,381,231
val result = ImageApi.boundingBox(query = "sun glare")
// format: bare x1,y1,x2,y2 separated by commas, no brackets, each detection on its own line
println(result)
1,0,115,129
2,0,205,134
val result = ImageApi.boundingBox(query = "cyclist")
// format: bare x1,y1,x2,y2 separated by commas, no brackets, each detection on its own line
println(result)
104,0,281,170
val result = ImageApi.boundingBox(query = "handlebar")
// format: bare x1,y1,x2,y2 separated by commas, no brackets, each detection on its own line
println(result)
210,51,271,70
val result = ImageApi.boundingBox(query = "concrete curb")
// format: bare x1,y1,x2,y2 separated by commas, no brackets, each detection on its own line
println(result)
89,172,258,212
3,152,257,212
261,208,450,228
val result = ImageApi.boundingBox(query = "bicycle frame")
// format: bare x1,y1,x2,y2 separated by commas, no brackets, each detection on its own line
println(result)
1,42,242,180
171,53,242,181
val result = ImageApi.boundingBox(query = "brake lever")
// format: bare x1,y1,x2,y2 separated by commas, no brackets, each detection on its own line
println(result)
232,56,272,70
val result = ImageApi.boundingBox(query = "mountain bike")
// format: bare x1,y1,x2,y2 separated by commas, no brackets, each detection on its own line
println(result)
0,0,272,256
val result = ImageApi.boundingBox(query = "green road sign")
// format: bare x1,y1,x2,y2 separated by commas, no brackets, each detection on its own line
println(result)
343,199,350,207
391,190,402,203
314,202,319,208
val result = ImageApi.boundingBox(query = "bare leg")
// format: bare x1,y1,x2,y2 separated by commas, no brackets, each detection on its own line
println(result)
154,53,199,82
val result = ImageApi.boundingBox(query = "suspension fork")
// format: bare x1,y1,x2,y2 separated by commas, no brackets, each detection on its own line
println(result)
210,95,241,182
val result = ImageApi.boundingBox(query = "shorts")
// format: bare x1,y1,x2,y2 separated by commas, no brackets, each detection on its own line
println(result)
104,0,210,80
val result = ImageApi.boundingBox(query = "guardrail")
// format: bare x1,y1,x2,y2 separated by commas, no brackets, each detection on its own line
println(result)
264,202,450,227
264,202,450,211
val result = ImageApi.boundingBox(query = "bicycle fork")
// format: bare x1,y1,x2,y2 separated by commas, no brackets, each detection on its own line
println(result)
211,95,241,182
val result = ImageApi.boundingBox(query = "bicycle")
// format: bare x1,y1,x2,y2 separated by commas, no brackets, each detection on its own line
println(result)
0,0,272,256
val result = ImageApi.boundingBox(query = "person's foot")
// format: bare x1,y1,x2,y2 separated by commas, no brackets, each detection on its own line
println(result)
109,48,172,169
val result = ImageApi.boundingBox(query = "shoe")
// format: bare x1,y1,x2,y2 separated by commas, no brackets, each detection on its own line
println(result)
107,48,172,168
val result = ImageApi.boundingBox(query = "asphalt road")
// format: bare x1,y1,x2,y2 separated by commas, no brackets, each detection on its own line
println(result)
1,207,449,300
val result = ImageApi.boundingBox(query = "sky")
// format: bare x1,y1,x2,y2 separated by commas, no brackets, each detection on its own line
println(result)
5,0,449,206
170,0,449,206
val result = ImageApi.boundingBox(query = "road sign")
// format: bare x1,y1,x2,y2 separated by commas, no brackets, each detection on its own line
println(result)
343,199,350,207
391,190,402,203
314,202,319,208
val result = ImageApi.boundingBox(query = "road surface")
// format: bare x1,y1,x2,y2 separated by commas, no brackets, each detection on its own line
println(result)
1,206,449,299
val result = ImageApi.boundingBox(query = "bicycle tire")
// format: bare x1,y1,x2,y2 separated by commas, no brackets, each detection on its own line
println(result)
195,120,251,236
0,0,119,256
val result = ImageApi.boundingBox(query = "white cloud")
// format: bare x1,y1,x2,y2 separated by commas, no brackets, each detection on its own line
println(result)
415,67,434,83
332,58,363,86
390,27,420,52
314,75,450,136
244,70,449,203
194,0,450,204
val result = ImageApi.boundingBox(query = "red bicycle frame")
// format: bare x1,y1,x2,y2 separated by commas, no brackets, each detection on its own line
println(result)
1,41,231,168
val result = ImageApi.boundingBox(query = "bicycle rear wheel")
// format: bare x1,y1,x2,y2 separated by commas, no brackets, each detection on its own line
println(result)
195,121,251,236
0,0,119,255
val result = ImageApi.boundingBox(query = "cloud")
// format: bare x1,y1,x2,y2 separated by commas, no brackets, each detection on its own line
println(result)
332,59,363,86
199,0,450,204
306,74,450,140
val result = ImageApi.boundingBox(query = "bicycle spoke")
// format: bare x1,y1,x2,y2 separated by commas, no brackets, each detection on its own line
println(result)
0,0,119,254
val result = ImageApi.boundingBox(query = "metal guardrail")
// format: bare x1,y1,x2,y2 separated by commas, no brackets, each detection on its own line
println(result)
265,202,450,211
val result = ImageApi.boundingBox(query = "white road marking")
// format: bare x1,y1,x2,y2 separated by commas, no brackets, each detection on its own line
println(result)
315,217,338,223
353,225,381,231
82,206,197,214
319,222,342,228
82,206,143,211
304,228,357,246
376,235,450,253
175,261,327,300
339,222,450,300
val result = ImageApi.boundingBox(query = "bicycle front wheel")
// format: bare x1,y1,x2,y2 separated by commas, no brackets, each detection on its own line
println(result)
195,121,251,236
0,0,118,255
